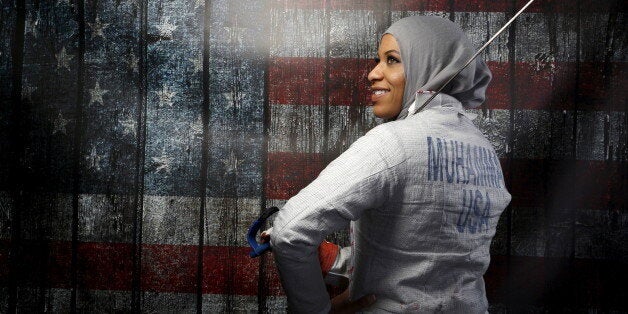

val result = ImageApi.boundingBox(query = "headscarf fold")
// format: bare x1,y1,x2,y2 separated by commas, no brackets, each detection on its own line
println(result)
384,16,492,120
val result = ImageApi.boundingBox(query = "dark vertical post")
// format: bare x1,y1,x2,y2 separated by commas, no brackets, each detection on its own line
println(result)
7,0,25,312
197,0,213,312
131,0,148,311
70,0,86,312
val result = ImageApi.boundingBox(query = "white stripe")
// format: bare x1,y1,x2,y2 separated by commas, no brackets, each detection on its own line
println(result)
204,197,260,247
8,288,288,312
272,9,625,62
203,294,287,312
270,9,327,58
0,194,261,246
270,104,625,161
269,104,377,154
470,109,626,160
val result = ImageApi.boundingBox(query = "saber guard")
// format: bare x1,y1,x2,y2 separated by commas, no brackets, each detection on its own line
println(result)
247,207,279,258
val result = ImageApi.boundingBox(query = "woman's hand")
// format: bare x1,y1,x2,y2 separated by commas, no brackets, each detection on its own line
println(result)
330,289,376,313
260,228,272,243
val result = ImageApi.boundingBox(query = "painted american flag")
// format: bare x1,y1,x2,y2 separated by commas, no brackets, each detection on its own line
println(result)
0,0,626,312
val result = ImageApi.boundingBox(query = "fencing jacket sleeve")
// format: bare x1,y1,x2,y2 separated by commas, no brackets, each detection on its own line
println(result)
270,125,408,313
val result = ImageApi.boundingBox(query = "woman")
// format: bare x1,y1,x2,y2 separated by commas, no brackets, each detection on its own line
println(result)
268,16,511,313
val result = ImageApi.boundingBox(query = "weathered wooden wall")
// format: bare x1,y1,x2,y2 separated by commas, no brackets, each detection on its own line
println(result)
0,0,626,312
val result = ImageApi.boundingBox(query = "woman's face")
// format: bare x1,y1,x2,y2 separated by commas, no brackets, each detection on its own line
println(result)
367,34,405,119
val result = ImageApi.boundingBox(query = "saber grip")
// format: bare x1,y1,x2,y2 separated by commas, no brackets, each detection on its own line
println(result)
247,207,279,258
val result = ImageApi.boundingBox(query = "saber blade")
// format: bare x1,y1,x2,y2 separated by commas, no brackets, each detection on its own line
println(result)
417,0,536,112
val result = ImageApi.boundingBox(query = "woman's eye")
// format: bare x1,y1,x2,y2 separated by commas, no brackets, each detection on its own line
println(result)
373,57,381,64
386,56,400,64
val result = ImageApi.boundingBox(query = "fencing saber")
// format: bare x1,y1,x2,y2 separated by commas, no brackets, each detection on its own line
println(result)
412,0,536,114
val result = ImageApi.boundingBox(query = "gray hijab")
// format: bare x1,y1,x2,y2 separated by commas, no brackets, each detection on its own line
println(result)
384,16,492,120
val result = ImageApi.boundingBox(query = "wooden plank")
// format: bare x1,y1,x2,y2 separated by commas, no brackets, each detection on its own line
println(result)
144,0,204,196
72,0,143,311
143,0,205,311
205,1,270,310
8,0,78,311
19,0,78,194
205,1,267,197
0,0,15,192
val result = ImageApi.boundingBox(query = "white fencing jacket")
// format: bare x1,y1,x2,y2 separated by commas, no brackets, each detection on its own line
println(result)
271,94,511,313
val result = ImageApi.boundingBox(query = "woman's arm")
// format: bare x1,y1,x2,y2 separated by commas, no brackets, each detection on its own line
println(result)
270,126,407,313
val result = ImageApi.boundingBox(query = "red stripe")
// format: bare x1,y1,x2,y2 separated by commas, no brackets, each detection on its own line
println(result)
271,0,624,13
0,241,283,295
485,256,628,309
2,240,627,308
267,152,625,210
266,151,326,200
505,159,626,210
269,58,627,111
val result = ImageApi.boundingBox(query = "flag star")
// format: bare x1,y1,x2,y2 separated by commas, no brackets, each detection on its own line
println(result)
224,26,247,46
221,150,241,174
189,56,203,73
152,152,173,173
53,112,69,135
156,85,176,107
85,145,103,171
128,53,139,72
157,19,177,38
56,47,73,71
89,81,108,106
119,117,137,137
88,15,109,39
190,115,204,137
223,92,233,105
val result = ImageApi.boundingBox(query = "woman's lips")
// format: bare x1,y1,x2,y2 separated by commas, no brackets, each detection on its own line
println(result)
370,89,390,103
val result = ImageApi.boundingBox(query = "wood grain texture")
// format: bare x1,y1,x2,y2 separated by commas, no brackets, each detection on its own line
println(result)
0,0,626,312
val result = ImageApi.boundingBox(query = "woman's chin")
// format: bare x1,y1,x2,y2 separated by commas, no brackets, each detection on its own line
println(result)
372,106,397,120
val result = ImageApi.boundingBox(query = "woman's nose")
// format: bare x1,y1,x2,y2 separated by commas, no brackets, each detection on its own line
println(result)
367,63,383,82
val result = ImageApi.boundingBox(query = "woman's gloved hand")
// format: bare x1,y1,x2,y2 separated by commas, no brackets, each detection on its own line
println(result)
260,227,272,243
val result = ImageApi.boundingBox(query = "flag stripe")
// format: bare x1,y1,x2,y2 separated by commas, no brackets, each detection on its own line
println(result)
269,58,627,111
484,255,628,309
0,193,260,247
269,105,626,160
4,193,624,261
0,241,283,295
270,0,625,13
2,241,626,309
267,152,626,210
0,287,287,312
271,9,626,64
269,104,377,154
